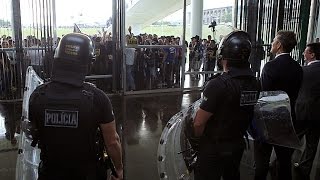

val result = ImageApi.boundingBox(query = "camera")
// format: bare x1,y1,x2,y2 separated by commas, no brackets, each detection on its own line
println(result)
208,21,217,31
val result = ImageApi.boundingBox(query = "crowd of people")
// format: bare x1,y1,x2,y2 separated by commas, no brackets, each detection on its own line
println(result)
125,33,184,90
80,30,221,91
1,30,221,93
0,35,21,145
123,32,219,90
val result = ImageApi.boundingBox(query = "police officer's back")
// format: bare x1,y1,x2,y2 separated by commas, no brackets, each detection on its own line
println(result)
193,31,259,180
29,33,123,180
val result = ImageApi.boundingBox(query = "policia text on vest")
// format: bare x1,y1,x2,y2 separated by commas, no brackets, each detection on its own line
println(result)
45,109,79,128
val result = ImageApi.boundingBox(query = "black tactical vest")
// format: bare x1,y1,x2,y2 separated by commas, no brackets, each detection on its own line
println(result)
33,82,98,173
203,73,259,143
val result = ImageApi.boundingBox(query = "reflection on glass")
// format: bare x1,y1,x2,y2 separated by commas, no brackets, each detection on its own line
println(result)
0,116,5,135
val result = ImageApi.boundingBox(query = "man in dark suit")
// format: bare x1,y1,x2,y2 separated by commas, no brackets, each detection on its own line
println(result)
293,43,320,180
254,30,303,180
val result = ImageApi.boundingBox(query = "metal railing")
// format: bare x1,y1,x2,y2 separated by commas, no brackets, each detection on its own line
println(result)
235,0,311,75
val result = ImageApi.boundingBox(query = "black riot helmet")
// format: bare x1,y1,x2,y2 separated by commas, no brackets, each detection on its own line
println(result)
217,30,252,68
51,33,94,86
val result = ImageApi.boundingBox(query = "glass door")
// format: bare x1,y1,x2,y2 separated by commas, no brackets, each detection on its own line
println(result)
182,0,234,91
122,0,187,95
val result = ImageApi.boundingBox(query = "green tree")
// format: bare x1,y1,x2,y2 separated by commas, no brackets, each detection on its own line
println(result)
223,12,232,23
0,19,11,27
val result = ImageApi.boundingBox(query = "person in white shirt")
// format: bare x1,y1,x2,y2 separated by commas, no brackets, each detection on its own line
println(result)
125,47,136,91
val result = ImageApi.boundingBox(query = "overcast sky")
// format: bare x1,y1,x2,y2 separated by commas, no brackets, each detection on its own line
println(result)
0,0,234,26
204,0,234,8
56,0,234,25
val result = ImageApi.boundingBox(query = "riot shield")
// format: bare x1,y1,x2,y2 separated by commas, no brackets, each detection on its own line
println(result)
157,100,201,180
252,91,302,149
157,91,301,179
16,66,43,180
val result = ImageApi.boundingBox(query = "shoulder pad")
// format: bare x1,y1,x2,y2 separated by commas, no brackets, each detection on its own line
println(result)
29,82,50,103
218,72,233,81
211,73,221,79
32,82,49,94
205,73,222,82
201,74,221,91
82,82,96,97
84,82,96,88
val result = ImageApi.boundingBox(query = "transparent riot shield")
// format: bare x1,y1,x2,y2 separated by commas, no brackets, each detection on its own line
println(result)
157,99,201,180
252,91,301,149
16,66,43,180
157,91,301,179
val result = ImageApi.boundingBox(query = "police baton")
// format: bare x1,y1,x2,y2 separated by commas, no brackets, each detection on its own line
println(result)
103,150,118,178
97,128,118,179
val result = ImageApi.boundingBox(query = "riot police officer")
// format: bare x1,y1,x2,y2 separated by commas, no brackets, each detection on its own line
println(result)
29,33,123,180
193,31,259,180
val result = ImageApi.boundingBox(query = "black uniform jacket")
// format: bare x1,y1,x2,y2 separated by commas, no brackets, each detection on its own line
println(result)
200,67,258,148
295,61,320,127
29,82,114,174
260,54,303,124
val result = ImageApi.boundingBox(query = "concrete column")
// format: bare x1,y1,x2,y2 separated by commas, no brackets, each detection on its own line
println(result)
190,0,203,38
11,0,23,57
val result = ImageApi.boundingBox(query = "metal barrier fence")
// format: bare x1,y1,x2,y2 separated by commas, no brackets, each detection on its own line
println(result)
234,0,311,76
20,0,56,78
0,50,23,101
0,0,56,101
281,0,310,64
